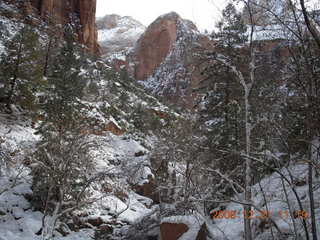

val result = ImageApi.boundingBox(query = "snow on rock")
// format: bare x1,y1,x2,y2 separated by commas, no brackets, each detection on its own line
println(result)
130,11,213,108
161,215,204,240
0,121,38,153
55,229,95,240
0,171,43,240
0,114,42,240
249,24,289,41
0,2,23,54
0,117,156,240
97,14,146,57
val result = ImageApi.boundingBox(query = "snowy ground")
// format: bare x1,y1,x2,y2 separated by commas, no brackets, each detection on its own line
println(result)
0,112,156,240
207,164,320,239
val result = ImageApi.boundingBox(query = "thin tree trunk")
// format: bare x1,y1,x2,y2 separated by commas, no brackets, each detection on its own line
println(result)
309,137,318,240
41,202,60,240
6,36,23,112
280,172,298,239
258,179,275,240
244,92,252,240
300,0,320,51
43,38,52,77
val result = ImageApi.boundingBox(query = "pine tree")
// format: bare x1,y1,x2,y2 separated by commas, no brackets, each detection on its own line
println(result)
31,24,93,240
198,3,249,197
0,25,45,113
213,3,248,48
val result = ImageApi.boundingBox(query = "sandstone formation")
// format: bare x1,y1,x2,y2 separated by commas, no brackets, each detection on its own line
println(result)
128,12,214,108
160,222,188,240
133,176,159,204
28,0,100,54
132,12,181,81
160,221,207,240
97,14,145,57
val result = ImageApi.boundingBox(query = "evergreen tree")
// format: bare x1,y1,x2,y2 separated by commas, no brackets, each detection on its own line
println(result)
197,3,249,197
31,24,93,240
39,24,88,132
0,25,45,112
213,3,248,48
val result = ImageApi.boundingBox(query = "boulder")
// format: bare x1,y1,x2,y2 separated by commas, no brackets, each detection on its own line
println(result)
134,177,159,204
160,222,189,240
160,216,207,240
87,217,104,227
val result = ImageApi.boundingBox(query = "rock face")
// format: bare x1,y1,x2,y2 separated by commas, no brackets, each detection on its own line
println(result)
29,0,100,54
160,222,189,240
97,14,146,57
160,220,207,240
128,12,214,108
132,12,181,81
133,176,160,204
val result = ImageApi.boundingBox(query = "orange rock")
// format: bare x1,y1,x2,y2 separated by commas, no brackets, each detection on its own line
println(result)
111,59,129,72
28,0,100,55
103,121,125,136
160,221,207,240
160,222,189,240
128,12,215,108
132,12,179,81
150,109,169,119
133,178,159,204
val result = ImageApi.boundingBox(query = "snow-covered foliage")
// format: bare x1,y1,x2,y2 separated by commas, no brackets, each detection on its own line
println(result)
1,1,320,239
0,2,178,239
0,2,23,54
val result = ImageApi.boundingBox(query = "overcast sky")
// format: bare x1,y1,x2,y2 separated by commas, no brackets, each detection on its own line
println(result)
96,0,230,32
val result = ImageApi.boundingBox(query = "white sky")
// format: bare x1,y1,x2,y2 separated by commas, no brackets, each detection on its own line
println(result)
96,0,230,32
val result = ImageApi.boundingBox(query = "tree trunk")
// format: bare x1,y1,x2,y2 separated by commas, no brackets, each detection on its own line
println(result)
300,0,320,51
6,37,23,112
43,38,52,77
309,137,318,240
244,92,252,240
41,203,60,240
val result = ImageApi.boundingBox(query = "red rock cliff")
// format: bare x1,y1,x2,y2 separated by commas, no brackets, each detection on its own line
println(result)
132,12,180,80
29,0,100,55
128,12,214,108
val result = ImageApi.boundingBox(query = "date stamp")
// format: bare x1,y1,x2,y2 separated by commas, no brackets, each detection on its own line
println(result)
210,209,309,220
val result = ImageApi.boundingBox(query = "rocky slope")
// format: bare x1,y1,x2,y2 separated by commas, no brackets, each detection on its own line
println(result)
97,14,146,58
0,2,177,239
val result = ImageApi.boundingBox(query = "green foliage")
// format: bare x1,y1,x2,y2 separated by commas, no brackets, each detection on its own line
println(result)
0,25,46,112
38,24,87,134
130,104,162,134
31,24,92,213
213,3,248,48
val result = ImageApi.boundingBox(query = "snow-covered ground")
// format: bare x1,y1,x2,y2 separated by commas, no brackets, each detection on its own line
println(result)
0,112,156,240
208,164,320,239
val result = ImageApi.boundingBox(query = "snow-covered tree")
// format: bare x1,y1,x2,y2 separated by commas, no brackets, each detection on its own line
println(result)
0,25,46,113
30,24,96,240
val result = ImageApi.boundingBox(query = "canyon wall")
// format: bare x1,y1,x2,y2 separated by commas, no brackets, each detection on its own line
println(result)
29,0,100,54
128,12,214,108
